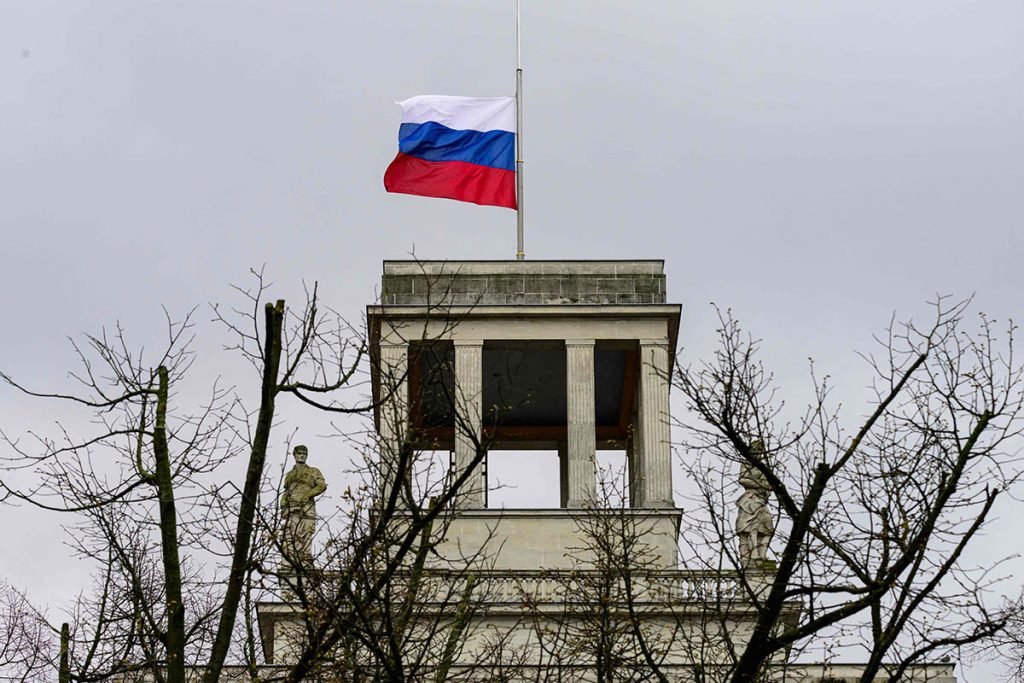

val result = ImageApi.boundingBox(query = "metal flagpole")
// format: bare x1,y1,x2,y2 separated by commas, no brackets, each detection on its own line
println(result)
515,0,525,260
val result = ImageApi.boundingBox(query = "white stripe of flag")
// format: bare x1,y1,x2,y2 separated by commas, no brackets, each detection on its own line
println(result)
397,95,515,133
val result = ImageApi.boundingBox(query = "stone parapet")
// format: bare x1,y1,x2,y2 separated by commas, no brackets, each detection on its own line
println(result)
380,260,666,306
428,508,682,570
424,569,755,608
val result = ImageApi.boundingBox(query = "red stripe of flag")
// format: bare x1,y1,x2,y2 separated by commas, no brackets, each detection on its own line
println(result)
383,152,517,210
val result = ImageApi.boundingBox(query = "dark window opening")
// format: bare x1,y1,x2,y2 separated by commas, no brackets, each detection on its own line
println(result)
483,341,566,428
412,341,455,429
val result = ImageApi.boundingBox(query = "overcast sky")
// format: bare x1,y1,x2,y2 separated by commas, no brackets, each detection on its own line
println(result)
2,0,1022,676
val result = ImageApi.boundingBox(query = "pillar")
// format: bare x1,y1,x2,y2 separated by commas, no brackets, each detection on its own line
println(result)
453,340,485,507
378,342,409,496
565,340,596,508
636,340,673,508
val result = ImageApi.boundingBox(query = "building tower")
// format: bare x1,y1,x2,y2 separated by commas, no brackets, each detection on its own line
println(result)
369,259,681,557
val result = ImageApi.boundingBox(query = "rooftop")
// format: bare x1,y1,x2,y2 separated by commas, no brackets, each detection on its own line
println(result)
380,260,667,306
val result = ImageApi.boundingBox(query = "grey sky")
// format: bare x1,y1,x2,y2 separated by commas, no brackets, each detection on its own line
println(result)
2,0,1022,677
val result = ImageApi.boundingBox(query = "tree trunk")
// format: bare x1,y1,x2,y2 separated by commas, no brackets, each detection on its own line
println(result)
204,300,285,683
153,365,187,683
59,622,70,683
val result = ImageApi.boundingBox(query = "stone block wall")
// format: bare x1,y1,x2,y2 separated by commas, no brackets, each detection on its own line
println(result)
380,260,666,306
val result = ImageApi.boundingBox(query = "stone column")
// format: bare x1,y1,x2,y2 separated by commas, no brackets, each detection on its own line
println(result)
453,340,485,507
636,341,673,508
565,340,597,508
378,342,408,495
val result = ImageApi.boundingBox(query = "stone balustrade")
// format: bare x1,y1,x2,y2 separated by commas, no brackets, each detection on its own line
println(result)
408,569,756,607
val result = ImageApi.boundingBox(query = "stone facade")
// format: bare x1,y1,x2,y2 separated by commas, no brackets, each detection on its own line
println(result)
380,259,667,306
254,259,961,683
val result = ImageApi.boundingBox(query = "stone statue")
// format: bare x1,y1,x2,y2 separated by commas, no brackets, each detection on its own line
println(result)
736,441,774,567
280,444,327,562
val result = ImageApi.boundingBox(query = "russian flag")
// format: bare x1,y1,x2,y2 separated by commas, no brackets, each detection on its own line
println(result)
383,96,517,210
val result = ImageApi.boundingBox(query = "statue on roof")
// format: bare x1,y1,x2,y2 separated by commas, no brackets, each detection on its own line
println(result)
736,440,774,567
280,444,327,563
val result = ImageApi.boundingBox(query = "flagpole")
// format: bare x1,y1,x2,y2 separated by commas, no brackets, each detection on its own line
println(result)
515,0,525,260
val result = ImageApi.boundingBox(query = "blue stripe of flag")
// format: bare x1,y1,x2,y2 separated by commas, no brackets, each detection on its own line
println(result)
398,121,515,172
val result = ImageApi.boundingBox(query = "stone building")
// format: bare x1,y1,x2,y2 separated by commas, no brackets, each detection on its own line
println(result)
257,259,959,682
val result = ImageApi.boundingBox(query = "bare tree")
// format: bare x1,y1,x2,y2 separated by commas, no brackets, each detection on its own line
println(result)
0,267,511,683
5,281,1018,683
0,272,364,682
672,298,1022,682
516,467,675,683
520,463,761,683
0,579,54,683
255,305,521,682
513,299,1020,683
976,595,1024,682
1004,604,1024,681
